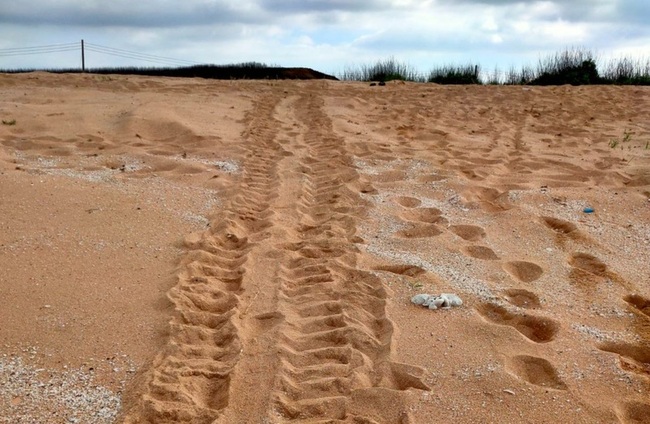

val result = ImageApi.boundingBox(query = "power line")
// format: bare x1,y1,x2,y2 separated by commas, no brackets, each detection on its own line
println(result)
0,40,200,66
0,42,78,53
0,48,79,57
0,42,79,57
84,46,193,66
85,42,199,66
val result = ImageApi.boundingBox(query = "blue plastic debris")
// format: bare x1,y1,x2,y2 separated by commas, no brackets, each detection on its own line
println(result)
583,207,595,213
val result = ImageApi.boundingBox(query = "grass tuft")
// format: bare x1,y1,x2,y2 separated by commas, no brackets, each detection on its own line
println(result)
428,64,481,84
601,57,650,85
340,57,423,82
609,129,635,149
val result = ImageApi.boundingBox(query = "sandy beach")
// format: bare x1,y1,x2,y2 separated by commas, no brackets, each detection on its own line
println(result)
1,72,649,423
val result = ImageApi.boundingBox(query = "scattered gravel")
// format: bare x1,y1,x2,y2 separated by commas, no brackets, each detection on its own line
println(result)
12,152,223,231
173,154,241,174
0,355,121,424
356,169,498,302
205,160,240,174
361,211,498,301
354,157,436,180
571,323,639,343
36,168,116,183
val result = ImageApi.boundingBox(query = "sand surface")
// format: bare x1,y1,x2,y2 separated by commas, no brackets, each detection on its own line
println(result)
1,72,649,424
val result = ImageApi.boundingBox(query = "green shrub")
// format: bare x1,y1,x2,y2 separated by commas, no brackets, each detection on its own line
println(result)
529,48,601,85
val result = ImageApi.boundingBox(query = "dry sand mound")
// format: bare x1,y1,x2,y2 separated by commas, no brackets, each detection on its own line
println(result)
1,73,649,423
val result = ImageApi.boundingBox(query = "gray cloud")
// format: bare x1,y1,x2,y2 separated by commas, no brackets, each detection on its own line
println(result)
613,0,650,24
0,1,264,27
0,0,397,28
259,0,391,13
4,0,642,30
437,0,608,20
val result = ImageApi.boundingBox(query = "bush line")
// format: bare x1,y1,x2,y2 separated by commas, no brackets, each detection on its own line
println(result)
2,48,649,85
341,48,650,85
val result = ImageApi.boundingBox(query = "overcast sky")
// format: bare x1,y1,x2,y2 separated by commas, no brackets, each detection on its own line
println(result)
1,0,648,75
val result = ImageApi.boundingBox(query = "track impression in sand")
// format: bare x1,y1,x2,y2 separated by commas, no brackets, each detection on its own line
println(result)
475,303,560,343
461,245,500,261
123,94,285,423
271,93,428,421
624,294,650,319
617,401,650,424
502,261,544,283
449,224,486,242
505,355,567,390
124,89,430,423
502,289,541,309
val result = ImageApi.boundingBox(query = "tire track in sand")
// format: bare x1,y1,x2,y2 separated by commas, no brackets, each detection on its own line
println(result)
123,93,284,424
271,93,429,422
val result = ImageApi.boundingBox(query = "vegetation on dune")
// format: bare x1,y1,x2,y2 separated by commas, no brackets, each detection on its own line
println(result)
428,64,481,84
528,48,600,85
503,65,537,85
340,57,423,82
2,47,649,85
601,57,650,85
0,62,339,80
339,48,650,86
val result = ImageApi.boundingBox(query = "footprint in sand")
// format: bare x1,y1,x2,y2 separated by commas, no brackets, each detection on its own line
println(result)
617,401,650,424
475,303,559,343
624,294,650,318
449,224,486,242
597,342,650,378
541,216,577,235
461,245,500,261
502,288,541,309
502,261,544,283
394,196,421,208
358,181,378,194
461,186,512,213
394,224,443,239
541,216,589,248
567,252,608,288
400,207,448,225
505,355,567,390
567,252,632,292
569,252,607,276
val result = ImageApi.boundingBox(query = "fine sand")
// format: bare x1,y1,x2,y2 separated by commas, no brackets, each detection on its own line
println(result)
1,72,649,424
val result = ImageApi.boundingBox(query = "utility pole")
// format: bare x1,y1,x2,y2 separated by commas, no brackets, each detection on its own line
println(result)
81,39,85,72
